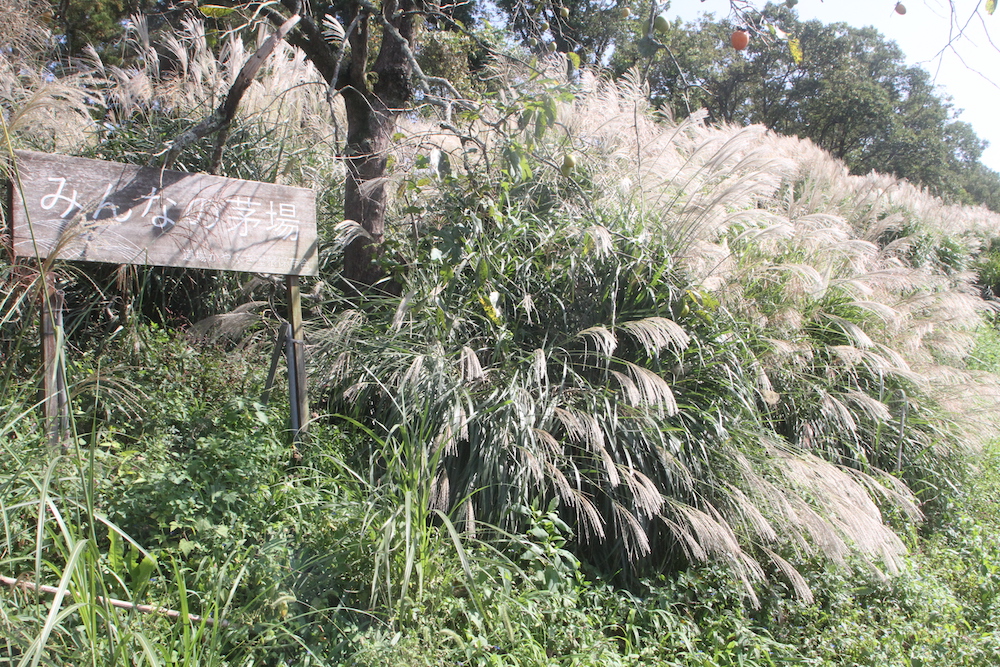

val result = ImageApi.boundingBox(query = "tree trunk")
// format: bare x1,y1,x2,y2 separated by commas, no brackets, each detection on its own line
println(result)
279,0,415,288
342,85,395,287
348,0,414,288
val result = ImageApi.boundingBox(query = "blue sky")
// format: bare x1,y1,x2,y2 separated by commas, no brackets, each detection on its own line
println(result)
665,0,1000,173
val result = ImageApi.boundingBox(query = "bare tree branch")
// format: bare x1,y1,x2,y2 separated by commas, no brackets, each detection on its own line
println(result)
162,14,302,172
354,0,463,101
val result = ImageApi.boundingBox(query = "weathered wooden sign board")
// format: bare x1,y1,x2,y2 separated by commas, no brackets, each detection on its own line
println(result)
9,149,318,447
11,149,318,276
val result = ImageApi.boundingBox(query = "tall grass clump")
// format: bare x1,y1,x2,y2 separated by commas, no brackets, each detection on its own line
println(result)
0,314,382,665
313,60,999,599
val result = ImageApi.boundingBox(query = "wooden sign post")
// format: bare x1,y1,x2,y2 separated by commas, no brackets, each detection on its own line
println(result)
10,149,319,443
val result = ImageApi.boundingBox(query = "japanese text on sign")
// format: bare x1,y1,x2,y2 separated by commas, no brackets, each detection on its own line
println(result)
39,177,303,241
11,150,318,276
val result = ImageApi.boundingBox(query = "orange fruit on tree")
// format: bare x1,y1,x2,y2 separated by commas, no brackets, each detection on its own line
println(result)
730,29,749,50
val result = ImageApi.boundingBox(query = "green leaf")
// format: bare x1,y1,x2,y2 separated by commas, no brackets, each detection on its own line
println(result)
529,526,550,540
545,97,557,122
178,538,197,556
129,553,157,591
518,109,534,132
788,38,803,65
198,4,236,17
987,0,996,15
521,156,534,180
476,257,489,284
108,531,124,574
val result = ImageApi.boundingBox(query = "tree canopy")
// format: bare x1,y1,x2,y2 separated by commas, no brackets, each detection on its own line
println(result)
610,4,1000,210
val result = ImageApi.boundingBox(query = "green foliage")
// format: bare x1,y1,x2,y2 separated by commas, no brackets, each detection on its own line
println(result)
766,443,1000,666
3,7,1000,664
1,325,365,665
496,0,650,64
967,324,1000,373
416,31,489,97
0,249,998,667
50,0,154,58
973,242,1000,299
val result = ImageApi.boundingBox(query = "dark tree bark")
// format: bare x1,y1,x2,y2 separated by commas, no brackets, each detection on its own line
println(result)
278,0,416,288
342,0,415,287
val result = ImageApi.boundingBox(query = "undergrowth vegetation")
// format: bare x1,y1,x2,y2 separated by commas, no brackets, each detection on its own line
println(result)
3,15,1000,666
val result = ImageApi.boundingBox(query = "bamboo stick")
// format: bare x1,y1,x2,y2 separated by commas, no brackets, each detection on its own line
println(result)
0,574,230,626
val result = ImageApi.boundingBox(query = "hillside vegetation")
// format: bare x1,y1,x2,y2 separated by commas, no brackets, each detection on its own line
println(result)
3,18,1000,666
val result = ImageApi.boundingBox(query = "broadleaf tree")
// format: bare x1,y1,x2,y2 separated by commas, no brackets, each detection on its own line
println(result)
237,0,653,286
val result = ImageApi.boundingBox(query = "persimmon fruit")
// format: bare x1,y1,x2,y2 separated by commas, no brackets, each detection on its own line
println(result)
730,29,749,50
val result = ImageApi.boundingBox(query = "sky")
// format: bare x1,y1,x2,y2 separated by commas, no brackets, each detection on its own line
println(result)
664,0,1000,172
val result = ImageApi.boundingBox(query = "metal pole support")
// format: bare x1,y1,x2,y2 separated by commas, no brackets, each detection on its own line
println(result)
285,275,308,443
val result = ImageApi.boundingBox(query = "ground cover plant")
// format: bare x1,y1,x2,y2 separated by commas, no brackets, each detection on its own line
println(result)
2,12,1000,666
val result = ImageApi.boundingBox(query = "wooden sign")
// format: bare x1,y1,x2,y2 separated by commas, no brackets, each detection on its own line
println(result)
10,150,318,276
